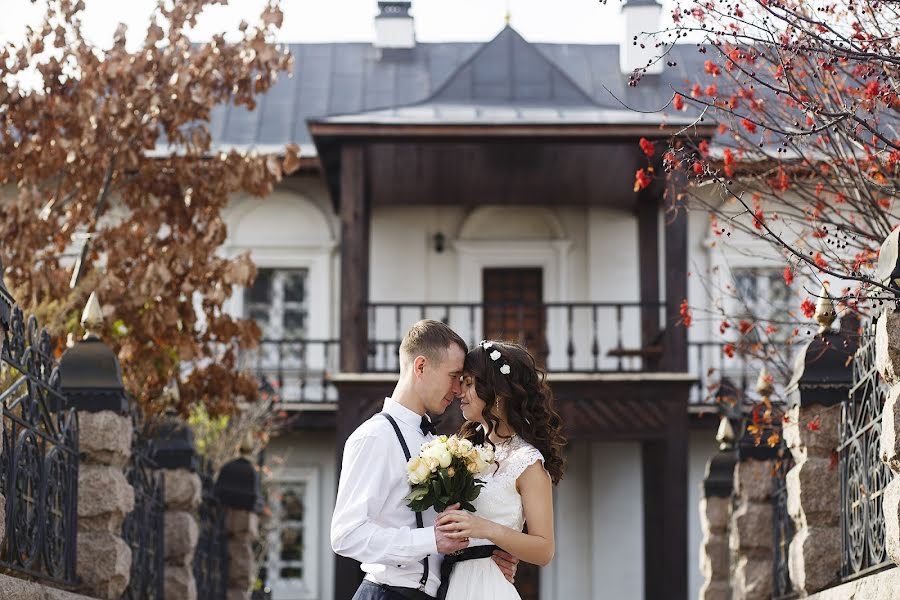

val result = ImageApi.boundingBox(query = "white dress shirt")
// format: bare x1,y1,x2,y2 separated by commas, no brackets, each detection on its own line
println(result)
331,397,442,596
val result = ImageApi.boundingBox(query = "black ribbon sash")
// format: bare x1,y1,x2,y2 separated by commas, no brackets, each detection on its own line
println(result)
435,544,500,600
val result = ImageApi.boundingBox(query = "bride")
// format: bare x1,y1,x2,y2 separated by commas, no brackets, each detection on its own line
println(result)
435,341,566,600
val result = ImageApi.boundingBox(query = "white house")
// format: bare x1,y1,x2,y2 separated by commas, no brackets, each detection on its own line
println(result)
214,3,797,598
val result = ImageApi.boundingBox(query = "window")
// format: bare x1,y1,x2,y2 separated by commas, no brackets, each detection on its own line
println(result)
731,268,793,342
245,268,309,339
263,469,320,599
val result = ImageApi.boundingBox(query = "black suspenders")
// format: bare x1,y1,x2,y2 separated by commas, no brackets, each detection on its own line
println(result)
380,412,430,591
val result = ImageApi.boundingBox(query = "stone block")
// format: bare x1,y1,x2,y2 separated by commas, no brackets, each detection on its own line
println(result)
788,526,840,595
700,496,730,536
76,531,132,600
164,564,196,600
0,573,43,599
78,410,132,467
164,510,199,564
699,580,731,600
735,460,774,502
225,508,259,539
699,534,729,580
881,385,900,474
78,464,135,533
227,589,251,600
227,539,256,589
884,477,900,566
732,556,773,600
877,306,900,386
162,469,202,511
786,457,839,528
783,404,841,461
730,501,774,558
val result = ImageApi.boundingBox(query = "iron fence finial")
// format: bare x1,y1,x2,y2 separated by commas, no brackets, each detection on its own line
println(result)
81,291,104,339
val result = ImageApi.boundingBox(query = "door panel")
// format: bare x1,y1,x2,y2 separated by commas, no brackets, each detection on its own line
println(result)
482,268,547,367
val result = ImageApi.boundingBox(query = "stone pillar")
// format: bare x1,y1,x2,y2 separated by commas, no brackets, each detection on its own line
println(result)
152,415,202,600
59,295,135,600
782,307,852,595
161,468,202,600
75,411,134,599
877,302,900,567
699,416,737,600
874,226,900,570
224,508,260,600
729,372,780,600
216,454,264,600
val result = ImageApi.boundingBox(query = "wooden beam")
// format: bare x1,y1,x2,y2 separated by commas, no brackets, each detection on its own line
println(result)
661,393,690,600
637,189,661,371
338,144,369,373
661,170,689,372
642,441,666,600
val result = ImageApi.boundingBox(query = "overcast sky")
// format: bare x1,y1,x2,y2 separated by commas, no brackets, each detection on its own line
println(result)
0,0,674,48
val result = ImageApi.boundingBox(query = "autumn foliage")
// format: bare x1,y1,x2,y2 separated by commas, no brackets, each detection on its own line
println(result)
0,0,297,415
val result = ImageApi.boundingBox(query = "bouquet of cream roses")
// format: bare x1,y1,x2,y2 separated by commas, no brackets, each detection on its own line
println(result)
404,435,495,512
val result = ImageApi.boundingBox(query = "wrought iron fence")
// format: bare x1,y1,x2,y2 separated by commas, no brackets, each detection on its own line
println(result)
194,462,228,600
840,319,893,581
772,446,796,599
244,339,339,404
122,425,166,600
367,302,667,372
0,308,79,585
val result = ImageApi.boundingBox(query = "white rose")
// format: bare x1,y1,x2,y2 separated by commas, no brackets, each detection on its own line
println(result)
438,451,452,468
407,458,431,484
458,439,474,454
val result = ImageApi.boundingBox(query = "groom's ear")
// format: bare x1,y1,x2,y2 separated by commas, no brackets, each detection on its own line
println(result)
413,355,427,376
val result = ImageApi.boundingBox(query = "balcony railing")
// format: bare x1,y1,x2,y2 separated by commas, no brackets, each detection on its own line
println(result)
688,340,795,405
244,339,339,405
366,301,667,373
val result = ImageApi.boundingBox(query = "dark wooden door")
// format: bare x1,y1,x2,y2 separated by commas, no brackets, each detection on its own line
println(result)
482,268,542,600
482,268,547,366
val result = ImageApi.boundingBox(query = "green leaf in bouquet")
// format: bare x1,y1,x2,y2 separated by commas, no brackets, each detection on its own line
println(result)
404,485,429,503
438,468,452,494
460,501,476,512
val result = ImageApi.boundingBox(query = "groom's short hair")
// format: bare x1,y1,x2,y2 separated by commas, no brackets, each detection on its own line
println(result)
399,320,467,368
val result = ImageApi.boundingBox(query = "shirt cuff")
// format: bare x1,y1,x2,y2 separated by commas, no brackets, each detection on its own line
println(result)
410,526,438,557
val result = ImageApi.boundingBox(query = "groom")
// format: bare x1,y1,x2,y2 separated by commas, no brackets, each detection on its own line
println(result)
331,319,518,599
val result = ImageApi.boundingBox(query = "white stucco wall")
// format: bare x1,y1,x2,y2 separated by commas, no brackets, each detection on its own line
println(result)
265,430,337,600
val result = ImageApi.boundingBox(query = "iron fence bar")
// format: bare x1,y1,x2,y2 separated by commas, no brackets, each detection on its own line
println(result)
0,307,78,586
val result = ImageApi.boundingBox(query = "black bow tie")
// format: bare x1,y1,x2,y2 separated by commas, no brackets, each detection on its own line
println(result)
420,415,438,436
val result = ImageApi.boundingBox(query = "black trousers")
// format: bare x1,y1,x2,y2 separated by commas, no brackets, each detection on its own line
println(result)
351,580,434,600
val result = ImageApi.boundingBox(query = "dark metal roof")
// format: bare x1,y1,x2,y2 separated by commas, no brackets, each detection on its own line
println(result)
209,26,709,155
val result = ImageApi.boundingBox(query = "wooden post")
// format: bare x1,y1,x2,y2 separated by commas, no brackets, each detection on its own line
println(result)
642,440,665,599
661,170,688,372
335,144,370,599
339,144,369,373
637,190,661,371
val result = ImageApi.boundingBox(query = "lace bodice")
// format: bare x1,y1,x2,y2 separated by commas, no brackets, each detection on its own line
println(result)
468,436,545,546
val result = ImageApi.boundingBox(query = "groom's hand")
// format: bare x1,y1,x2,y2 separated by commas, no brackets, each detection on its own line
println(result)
492,549,519,584
435,504,469,555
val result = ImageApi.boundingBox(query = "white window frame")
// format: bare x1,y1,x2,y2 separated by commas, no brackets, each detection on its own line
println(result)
266,466,321,600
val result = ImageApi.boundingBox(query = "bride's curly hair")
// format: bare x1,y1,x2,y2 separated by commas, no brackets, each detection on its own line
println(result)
459,341,566,484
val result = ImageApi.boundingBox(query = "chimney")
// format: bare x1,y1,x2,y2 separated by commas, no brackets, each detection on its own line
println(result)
620,0,663,76
374,1,415,50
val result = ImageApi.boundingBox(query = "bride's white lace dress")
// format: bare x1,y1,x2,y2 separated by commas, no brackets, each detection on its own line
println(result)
443,435,546,600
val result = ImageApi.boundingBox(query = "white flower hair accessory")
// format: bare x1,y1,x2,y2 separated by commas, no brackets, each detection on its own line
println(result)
480,340,511,376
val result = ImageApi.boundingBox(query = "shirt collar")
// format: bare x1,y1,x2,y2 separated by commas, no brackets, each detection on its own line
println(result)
383,397,426,430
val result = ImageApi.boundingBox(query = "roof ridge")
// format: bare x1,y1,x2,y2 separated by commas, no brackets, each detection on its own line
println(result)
422,25,599,106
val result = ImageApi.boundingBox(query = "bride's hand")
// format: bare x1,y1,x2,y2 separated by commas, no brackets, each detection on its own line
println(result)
435,510,495,541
